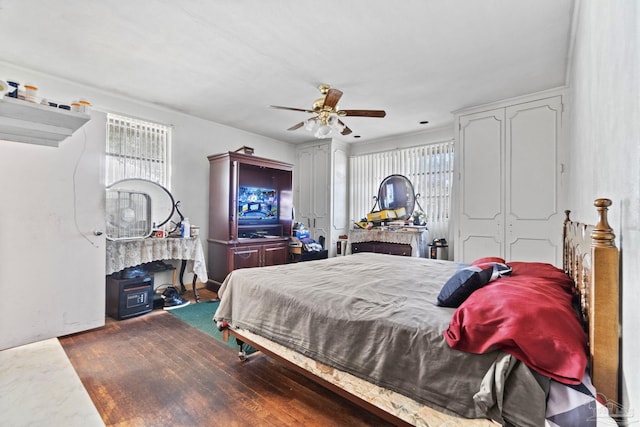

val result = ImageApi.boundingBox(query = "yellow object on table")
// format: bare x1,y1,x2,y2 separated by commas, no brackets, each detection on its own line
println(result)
366,209,397,222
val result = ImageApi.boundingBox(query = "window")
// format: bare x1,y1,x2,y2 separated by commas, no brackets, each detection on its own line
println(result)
349,140,454,239
105,114,171,187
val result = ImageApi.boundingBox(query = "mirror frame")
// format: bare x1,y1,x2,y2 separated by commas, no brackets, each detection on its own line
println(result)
376,174,415,220
106,178,176,227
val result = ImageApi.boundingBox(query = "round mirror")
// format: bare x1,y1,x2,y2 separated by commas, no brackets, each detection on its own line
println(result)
107,179,176,228
377,174,415,220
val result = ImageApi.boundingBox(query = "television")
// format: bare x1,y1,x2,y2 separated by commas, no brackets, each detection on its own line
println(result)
237,185,279,225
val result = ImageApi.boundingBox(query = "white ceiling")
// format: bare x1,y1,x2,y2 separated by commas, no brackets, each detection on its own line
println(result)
0,0,574,144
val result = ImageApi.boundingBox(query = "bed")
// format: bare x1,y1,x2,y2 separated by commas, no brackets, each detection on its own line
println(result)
213,198,620,426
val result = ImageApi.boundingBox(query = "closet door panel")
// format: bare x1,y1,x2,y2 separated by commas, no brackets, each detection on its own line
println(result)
460,112,504,219
460,235,503,264
311,143,330,241
507,98,559,219
296,147,315,228
505,96,562,264
332,148,348,231
508,237,558,266
457,108,505,263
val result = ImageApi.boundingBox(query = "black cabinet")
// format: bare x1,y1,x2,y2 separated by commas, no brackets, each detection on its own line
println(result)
105,274,154,320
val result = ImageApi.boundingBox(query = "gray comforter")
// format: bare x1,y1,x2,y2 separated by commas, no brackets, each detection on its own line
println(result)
214,253,548,426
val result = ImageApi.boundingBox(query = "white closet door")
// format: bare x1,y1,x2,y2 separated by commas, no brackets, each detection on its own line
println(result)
505,96,563,265
310,143,330,241
457,108,505,263
295,142,330,242
332,147,348,232
296,146,315,229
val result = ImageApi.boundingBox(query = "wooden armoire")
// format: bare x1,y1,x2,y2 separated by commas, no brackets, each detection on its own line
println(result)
207,151,293,286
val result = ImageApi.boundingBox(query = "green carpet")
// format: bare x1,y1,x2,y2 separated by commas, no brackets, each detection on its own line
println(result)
168,300,256,354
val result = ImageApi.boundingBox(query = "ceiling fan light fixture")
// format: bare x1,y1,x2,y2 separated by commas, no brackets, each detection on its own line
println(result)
304,117,317,131
314,124,334,139
272,84,386,139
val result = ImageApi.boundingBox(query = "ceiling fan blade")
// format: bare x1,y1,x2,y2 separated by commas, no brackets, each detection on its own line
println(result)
322,88,343,110
340,109,386,118
337,119,352,135
270,105,315,114
287,122,305,131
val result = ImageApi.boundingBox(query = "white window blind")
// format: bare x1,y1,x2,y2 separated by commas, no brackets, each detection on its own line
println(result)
106,114,171,187
349,140,454,239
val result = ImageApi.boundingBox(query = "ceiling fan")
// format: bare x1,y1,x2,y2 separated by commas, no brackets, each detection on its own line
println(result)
270,84,386,138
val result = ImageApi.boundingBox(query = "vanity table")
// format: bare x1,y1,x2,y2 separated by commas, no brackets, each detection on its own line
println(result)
348,227,428,257
106,237,208,302
105,179,209,301
349,174,428,257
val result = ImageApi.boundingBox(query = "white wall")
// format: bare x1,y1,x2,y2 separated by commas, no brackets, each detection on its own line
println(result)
0,62,294,350
566,0,640,415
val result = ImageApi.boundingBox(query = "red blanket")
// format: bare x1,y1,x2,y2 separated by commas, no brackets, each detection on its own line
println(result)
444,262,587,384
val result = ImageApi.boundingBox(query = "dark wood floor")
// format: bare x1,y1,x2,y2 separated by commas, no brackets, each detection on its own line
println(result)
59,288,394,427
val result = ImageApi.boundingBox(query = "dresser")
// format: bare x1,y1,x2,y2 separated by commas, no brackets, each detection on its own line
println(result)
348,228,428,258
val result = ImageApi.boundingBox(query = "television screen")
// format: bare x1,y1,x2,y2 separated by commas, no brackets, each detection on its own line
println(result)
238,186,278,223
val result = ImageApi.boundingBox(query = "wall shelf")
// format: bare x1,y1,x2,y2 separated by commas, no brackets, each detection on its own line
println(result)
0,97,90,147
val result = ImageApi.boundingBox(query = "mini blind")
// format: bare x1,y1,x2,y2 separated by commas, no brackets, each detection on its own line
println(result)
106,114,171,187
349,140,454,239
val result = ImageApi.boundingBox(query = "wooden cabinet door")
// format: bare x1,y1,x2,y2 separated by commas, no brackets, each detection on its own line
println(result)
229,245,261,271
263,242,289,267
229,242,288,271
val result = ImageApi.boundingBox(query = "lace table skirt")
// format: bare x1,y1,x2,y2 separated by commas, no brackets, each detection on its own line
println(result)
106,237,208,281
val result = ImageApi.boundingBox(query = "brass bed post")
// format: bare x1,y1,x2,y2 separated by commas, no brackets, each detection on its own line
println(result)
590,198,620,406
